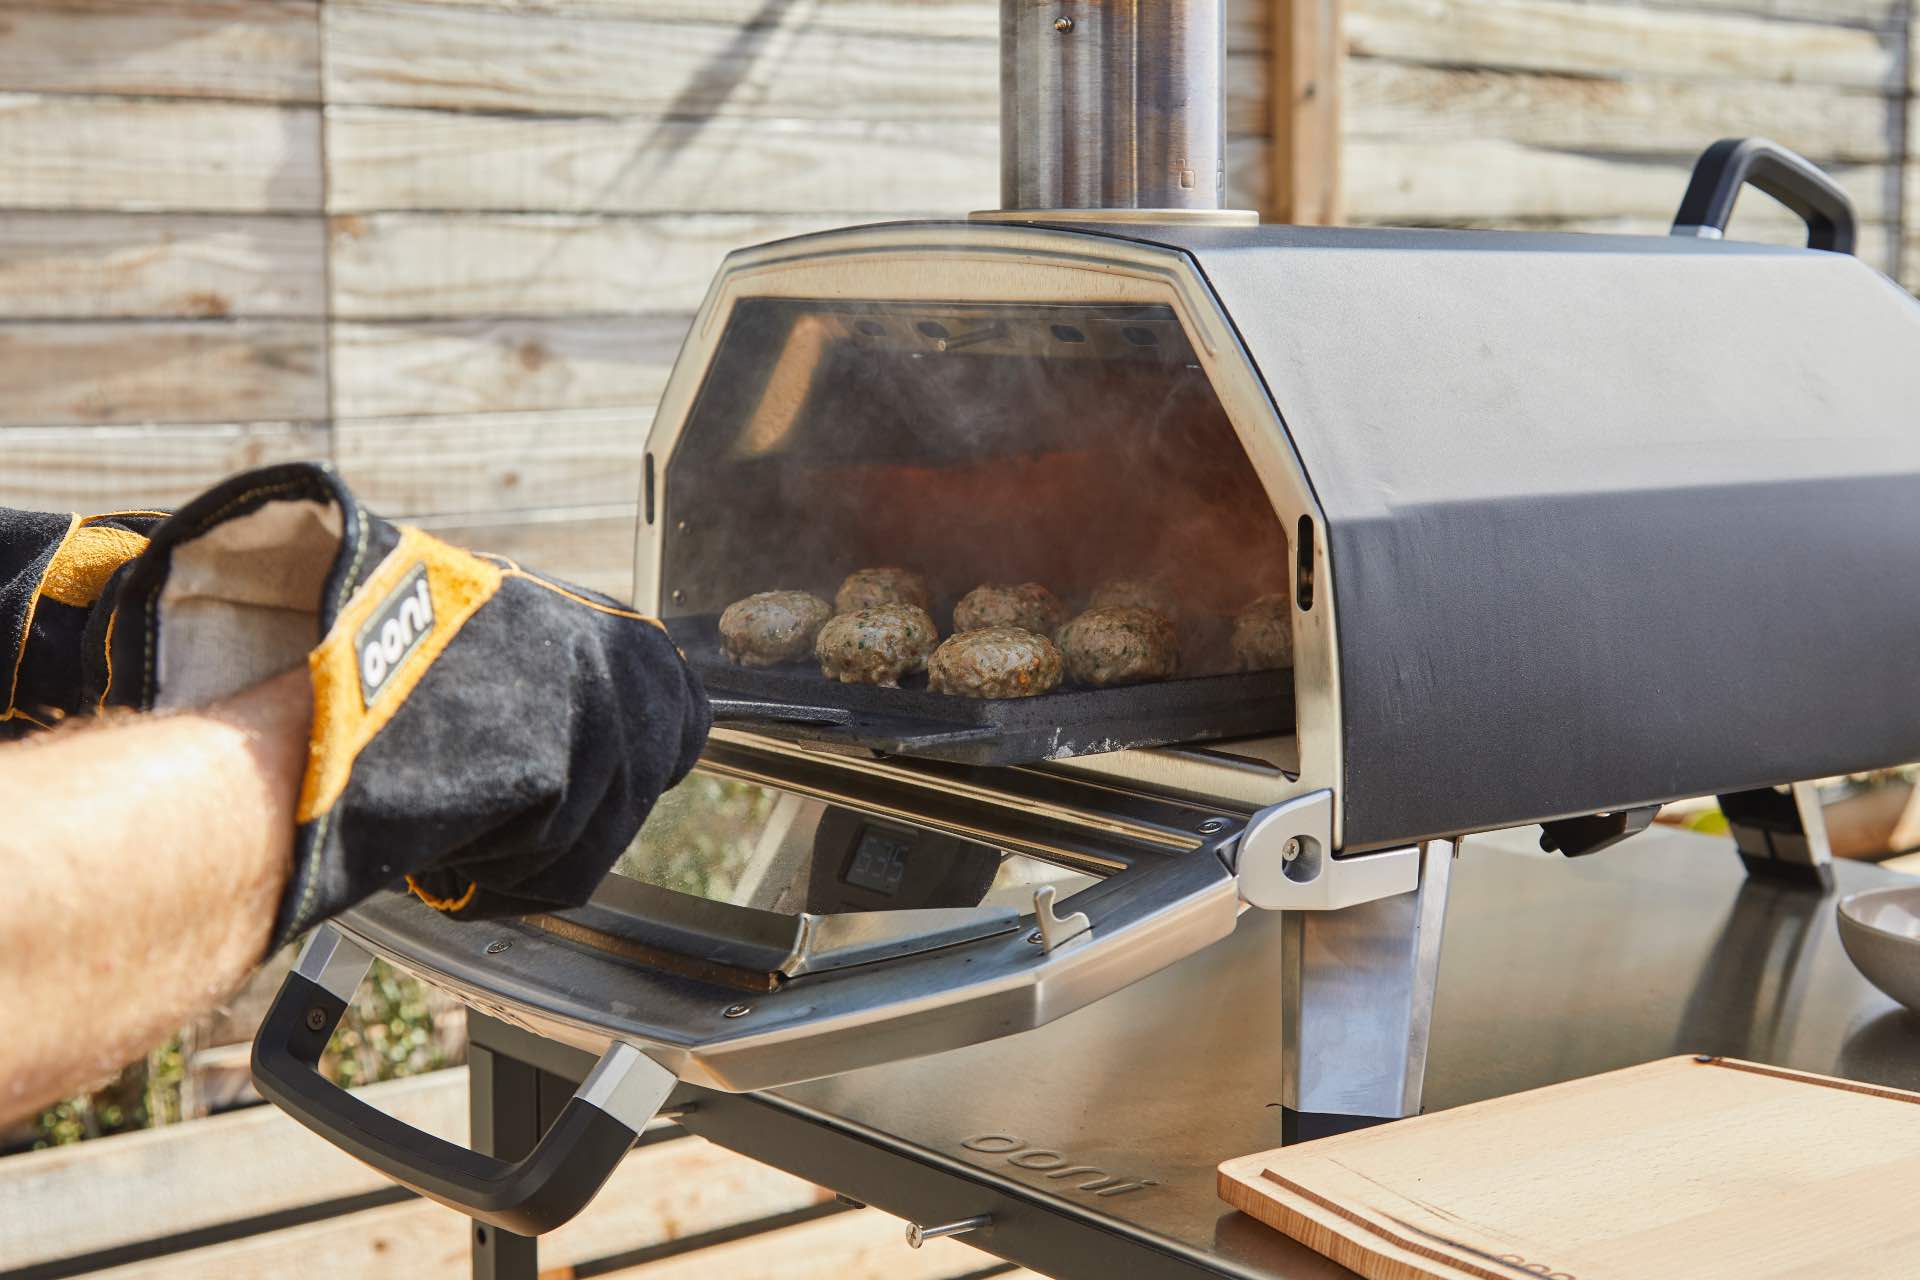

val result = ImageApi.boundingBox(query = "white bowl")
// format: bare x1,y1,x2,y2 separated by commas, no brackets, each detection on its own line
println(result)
1837,885,1920,1015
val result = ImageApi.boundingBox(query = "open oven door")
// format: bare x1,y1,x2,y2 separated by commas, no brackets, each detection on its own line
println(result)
251,739,1245,1234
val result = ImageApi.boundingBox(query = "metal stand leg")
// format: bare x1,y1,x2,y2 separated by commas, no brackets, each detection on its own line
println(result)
1281,840,1453,1141
1720,782,1834,892
470,1043,542,1280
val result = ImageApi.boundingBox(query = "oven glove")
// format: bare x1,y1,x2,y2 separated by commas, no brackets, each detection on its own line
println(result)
2,507,166,739
86,462,712,951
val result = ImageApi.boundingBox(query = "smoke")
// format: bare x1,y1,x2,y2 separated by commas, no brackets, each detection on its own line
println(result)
663,297,1291,668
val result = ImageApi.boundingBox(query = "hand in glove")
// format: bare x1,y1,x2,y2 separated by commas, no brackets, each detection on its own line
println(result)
2,508,166,737
88,463,711,948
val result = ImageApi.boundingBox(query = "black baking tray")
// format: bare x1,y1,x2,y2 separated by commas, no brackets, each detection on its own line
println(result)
671,615,1294,766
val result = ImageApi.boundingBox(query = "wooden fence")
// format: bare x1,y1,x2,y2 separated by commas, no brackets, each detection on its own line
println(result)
3,0,1910,600
0,1067,1032,1280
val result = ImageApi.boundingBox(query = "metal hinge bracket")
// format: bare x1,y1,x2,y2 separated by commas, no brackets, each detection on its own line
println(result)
1235,789,1420,911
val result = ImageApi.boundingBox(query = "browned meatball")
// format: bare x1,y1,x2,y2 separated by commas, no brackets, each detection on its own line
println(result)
1056,606,1179,687
835,567,931,615
1088,577,1177,619
927,626,1063,699
717,590,832,666
953,582,1067,636
1231,594,1294,671
815,605,940,687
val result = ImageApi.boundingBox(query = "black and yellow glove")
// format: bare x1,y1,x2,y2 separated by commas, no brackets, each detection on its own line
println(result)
1,507,165,738
90,463,711,948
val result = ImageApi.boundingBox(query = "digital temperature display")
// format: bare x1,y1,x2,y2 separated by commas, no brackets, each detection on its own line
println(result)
844,829,911,896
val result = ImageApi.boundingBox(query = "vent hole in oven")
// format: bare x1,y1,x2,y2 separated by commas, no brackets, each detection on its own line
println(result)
1296,515,1314,611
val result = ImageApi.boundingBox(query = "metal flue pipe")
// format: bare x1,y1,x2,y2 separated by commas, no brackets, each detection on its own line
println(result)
999,0,1228,214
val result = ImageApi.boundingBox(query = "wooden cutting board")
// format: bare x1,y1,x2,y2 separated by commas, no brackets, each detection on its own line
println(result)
1219,1056,1920,1280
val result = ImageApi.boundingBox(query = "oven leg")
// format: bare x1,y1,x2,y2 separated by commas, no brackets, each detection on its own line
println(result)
1720,782,1835,892
1280,839,1453,1141
470,1042,542,1280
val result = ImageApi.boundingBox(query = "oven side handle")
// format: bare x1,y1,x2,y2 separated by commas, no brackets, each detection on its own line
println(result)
1671,137,1857,255
251,925,675,1235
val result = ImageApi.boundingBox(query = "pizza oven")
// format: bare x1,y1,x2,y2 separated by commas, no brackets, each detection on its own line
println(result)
253,0,1920,1238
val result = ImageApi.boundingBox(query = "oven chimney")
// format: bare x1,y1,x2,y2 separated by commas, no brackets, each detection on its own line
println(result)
990,0,1251,223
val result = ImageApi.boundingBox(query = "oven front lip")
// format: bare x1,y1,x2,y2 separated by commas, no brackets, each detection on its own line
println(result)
333,831,1240,1093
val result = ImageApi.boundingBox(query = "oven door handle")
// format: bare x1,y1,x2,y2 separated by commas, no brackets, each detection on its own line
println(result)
251,925,676,1235
1671,137,1856,255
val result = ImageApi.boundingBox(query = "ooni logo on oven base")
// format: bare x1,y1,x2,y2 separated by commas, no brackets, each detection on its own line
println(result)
959,1134,1157,1197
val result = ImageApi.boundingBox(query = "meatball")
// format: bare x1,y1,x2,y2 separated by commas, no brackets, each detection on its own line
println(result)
1231,594,1294,671
953,582,1067,636
835,567,931,615
1057,606,1179,687
717,590,833,667
815,605,940,687
1088,577,1177,619
927,626,1063,699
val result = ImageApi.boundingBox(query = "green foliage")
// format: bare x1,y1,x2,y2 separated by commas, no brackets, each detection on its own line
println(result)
322,958,458,1089
28,1035,181,1149
615,774,777,901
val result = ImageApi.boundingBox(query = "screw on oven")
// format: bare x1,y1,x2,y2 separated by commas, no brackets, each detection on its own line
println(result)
906,1214,991,1248
1053,16,1073,32
1281,837,1302,863
723,1003,752,1018
304,1007,328,1032
1197,817,1230,835
485,939,512,954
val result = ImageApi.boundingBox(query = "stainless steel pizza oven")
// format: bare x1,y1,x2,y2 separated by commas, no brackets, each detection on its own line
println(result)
254,0,1920,1238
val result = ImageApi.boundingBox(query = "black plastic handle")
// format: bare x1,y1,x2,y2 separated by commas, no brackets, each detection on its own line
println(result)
1672,137,1857,255
251,936,668,1234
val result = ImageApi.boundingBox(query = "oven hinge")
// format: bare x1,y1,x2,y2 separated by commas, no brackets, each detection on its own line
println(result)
1233,789,1421,911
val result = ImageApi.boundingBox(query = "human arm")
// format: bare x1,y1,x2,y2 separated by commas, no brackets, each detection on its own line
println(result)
0,667,310,1125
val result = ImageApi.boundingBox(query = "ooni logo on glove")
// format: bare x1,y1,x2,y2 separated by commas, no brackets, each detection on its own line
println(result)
355,563,435,705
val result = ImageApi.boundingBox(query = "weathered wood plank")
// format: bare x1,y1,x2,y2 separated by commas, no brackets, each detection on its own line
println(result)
323,2,993,120
0,421,328,510
326,108,1268,215
335,407,648,513
0,96,322,213
330,316,685,418
1633,0,1902,27
604,1207,1001,1280
323,3,1269,136
1271,0,1344,224
1345,59,1899,164
0,214,325,319
325,108,997,215
0,1070,466,1272
414,506,637,599
336,0,1271,51
0,321,326,426
1346,0,1900,89
1343,139,1891,224
329,212,854,319
0,1,319,103
83,1134,831,1280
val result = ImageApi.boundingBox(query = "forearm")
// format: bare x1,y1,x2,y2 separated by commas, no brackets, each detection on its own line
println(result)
0,668,311,1124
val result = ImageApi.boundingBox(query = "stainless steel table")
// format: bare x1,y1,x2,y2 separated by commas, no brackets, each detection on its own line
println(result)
464,824,1920,1280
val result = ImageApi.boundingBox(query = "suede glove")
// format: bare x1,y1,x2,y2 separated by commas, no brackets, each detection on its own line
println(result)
2,507,166,738
86,462,711,948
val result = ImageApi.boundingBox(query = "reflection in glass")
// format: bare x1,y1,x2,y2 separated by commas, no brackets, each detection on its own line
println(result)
612,770,1099,918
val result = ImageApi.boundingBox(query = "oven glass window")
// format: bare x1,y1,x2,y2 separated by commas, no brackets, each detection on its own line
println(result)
662,299,1293,679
